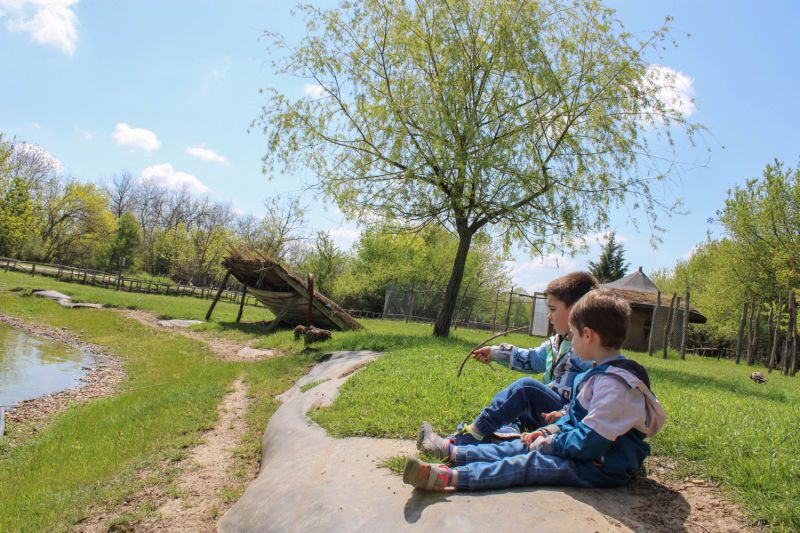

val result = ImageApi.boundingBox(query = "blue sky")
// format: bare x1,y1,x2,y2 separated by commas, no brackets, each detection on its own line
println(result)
1,0,799,293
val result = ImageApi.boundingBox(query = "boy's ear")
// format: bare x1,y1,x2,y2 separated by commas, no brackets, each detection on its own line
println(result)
583,327,596,343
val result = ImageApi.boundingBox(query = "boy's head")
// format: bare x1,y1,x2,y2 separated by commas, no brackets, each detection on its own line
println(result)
545,272,599,335
568,288,631,354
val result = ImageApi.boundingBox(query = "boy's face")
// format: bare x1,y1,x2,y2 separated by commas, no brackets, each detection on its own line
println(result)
569,323,591,361
546,294,571,335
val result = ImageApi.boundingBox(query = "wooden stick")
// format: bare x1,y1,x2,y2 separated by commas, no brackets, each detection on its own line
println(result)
747,302,763,366
457,326,529,377
680,289,690,360
735,301,748,364
648,291,661,357
663,293,677,359
205,270,231,321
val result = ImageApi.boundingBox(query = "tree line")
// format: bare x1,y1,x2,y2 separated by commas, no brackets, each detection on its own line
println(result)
0,133,511,309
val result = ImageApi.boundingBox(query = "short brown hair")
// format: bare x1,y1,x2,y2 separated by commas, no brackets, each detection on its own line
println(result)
546,272,599,307
568,288,630,349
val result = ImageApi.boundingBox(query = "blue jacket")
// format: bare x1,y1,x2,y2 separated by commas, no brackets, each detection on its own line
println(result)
537,356,666,487
490,334,590,402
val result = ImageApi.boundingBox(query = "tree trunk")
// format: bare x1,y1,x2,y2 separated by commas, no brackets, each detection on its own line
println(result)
433,230,473,337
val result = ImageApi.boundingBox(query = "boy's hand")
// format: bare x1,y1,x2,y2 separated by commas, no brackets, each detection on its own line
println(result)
472,346,492,364
520,431,544,446
542,411,564,424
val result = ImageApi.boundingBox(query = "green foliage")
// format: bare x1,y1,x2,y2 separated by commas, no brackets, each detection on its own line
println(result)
256,0,704,335
652,158,800,346
587,232,630,283
0,175,35,257
331,224,510,312
295,231,346,296
94,212,142,272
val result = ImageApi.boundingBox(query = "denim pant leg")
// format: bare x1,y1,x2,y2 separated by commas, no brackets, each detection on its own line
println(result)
472,377,567,437
454,440,591,491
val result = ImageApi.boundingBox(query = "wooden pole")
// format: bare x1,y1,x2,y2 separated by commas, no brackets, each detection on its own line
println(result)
670,296,681,349
492,290,500,332
767,301,774,364
782,338,791,376
406,281,416,323
790,292,798,376
505,289,514,332
769,293,783,373
205,270,232,321
746,295,756,357
31,263,35,277
747,303,763,366
648,291,661,357
663,293,677,359
680,289,690,360
236,284,247,323
735,301,748,364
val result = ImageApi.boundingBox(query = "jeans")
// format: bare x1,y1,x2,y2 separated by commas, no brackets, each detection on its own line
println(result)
455,440,591,490
472,377,567,437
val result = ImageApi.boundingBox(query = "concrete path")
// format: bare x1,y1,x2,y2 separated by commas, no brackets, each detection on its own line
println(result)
218,352,665,533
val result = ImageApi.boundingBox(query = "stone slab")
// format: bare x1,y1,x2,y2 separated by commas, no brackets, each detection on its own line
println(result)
237,347,274,358
218,351,645,533
32,289,72,301
155,319,204,328
58,301,103,309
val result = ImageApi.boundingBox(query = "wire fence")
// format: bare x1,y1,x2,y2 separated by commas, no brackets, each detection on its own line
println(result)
375,282,551,335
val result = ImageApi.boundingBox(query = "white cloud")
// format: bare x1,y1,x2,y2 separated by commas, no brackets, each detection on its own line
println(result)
507,255,580,278
2,0,80,55
683,245,699,259
140,163,209,194
232,207,244,217
186,145,229,164
12,142,63,173
30,123,41,129
643,64,697,118
112,123,160,153
82,131,91,140
327,226,360,240
303,83,325,98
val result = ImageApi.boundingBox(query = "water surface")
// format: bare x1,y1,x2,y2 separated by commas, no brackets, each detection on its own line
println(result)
0,322,98,406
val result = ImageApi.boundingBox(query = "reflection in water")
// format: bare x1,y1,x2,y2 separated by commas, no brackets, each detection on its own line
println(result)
0,322,98,405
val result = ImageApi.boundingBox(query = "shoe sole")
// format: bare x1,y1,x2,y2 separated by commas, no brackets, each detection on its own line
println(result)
416,421,432,451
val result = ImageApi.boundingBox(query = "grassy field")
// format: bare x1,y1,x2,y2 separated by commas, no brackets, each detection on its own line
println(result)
309,321,800,532
3,268,798,530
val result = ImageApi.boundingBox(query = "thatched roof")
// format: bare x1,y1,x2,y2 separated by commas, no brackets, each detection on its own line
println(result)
222,248,363,331
607,288,707,324
602,267,661,293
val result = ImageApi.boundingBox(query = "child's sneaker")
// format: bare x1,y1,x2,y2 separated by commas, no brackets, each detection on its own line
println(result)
446,422,484,446
491,424,522,443
403,455,451,491
416,421,452,461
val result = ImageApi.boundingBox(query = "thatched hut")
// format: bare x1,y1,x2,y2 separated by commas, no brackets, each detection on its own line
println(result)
217,250,363,332
603,267,707,352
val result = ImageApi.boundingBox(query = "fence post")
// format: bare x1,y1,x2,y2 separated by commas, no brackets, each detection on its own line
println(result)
790,292,797,376
382,280,396,320
31,263,35,277
492,290,500,331
406,281,416,323
670,296,681,349
505,289,514,332
206,270,232,321
746,295,756,358
747,303,763,366
767,301,774,364
680,289,690,360
662,293,677,359
735,301,748,364
648,292,661,357
769,293,783,372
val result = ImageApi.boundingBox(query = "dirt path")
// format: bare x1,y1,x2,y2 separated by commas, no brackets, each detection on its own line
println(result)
74,378,251,533
120,309,282,362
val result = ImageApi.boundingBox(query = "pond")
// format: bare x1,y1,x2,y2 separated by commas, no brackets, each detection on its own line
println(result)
0,322,99,406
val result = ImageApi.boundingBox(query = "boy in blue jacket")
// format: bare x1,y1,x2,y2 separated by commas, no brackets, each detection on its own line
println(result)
404,288,666,491
446,272,598,445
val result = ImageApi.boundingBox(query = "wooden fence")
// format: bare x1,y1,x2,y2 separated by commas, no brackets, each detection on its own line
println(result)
733,291,799,375
0,257,264,309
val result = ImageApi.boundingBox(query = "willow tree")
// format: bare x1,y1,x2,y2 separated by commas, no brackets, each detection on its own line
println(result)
255,0,703,337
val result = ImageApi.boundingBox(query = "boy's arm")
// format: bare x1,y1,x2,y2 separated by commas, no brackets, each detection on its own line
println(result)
489,340,549,374
537,377,644,459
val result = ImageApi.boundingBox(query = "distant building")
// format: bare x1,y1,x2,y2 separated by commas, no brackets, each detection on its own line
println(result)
602,267,707,352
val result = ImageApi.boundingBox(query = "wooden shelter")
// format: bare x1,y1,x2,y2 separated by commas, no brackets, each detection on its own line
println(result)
206,249,363,332
602,268,707,352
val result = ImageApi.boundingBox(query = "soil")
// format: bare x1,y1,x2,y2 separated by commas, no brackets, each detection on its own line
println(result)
0,313,126,435
73,379,251,533
119,309,283,362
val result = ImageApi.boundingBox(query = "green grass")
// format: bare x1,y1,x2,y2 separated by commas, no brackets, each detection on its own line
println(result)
310,338,800,531
0,275,321,533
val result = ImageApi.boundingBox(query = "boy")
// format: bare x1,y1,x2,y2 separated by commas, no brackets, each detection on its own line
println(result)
404,288,665,491
445,271,598,445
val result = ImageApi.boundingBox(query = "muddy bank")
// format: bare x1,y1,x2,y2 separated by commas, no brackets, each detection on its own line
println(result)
0,313,126,429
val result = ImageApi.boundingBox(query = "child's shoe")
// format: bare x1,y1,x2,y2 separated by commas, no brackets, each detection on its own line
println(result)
417,421,452,461
447,422,484,446
403,455,451,491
